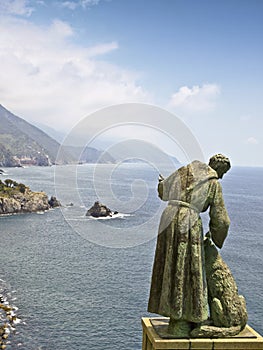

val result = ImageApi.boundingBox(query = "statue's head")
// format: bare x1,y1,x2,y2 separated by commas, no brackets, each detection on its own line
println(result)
209,154,231,179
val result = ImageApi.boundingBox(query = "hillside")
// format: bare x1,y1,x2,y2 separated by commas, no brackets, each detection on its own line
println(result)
0,104,74,166
0,104,179,167
65,145,116,164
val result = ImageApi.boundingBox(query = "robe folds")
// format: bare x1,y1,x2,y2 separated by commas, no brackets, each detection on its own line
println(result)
148,160,230,323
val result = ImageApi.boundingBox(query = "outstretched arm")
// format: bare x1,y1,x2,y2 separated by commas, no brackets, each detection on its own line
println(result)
209,181,230,248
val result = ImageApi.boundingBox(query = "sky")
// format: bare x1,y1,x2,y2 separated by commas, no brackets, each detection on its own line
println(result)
0,0,263,166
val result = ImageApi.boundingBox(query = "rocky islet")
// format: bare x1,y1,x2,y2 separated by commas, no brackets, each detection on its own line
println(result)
86,201,118,218
0,178,60,215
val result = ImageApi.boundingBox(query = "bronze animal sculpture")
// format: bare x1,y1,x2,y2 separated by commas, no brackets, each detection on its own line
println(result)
191,235,247,338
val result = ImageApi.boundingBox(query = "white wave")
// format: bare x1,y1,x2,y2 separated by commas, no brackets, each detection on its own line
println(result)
87,212,132,220
66,213,132,221
0,213,14,217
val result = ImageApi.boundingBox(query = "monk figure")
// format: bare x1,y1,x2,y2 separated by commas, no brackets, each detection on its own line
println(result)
148,154,231,337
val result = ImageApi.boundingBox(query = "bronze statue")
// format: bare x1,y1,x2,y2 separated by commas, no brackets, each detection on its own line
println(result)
148,154,239,338
191,234,247,338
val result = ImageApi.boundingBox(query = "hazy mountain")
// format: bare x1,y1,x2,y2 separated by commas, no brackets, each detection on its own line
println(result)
0,104,74,166
33,121,66,143
0,104,118,166
65,145,116,164
0,104,179,167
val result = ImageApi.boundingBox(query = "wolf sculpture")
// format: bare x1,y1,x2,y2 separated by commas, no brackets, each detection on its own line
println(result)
191,236,248,338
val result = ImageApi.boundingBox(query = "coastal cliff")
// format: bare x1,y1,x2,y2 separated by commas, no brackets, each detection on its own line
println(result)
0,179,60,214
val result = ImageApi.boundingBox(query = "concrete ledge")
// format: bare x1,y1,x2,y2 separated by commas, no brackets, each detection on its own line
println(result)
142,318,263,350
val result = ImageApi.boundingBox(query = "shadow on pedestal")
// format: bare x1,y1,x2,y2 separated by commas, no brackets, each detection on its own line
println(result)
142,317,263,350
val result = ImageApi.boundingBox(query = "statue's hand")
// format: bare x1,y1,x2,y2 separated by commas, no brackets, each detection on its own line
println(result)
204,232,213,247
158,174,164,182
205,231,212,239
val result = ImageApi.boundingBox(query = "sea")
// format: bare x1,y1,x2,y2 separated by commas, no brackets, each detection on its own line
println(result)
0,163,262,349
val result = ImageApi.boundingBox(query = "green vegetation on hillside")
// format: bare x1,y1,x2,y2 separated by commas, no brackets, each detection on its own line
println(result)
0,176,59,215
0,178,27,197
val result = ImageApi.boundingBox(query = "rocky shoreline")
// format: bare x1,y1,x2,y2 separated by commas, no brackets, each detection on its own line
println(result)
0,179,60,215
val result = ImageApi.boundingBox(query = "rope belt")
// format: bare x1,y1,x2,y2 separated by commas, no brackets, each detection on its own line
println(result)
168,200,199,213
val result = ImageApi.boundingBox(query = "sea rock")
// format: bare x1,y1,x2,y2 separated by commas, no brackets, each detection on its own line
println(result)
0,190,50,214
0,197,21,214
0,183,62,215
48,196,61,208
19,191,50,212
86,201,118,218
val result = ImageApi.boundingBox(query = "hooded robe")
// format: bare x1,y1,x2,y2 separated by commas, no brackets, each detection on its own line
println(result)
148,160,230,323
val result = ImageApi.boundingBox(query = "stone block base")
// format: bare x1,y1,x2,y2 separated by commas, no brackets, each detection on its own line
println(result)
142,317,263,350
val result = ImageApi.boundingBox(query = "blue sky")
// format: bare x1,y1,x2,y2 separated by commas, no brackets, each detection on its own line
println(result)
0,0,262,166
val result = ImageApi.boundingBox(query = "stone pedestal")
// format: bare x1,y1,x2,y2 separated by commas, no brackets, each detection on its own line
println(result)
142,317,263,350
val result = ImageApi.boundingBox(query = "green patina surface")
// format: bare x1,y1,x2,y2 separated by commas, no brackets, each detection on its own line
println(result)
148,155,246,338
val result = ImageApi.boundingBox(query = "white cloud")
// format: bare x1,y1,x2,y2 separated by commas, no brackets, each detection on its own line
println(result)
61,1,78,10
169,83,220,112
0,0,34,17
246,137,259,145
80,0,100,8
0,16,150,131
86,42,119,56
60,0,101,10
50,19,74,37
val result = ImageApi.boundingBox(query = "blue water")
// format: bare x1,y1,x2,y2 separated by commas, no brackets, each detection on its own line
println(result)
0,164,262,349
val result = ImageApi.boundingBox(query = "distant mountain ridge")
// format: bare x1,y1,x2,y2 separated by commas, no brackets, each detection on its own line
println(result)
0,104,117,166
0,104,75,166
0,104,179,167
65,145,116,164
